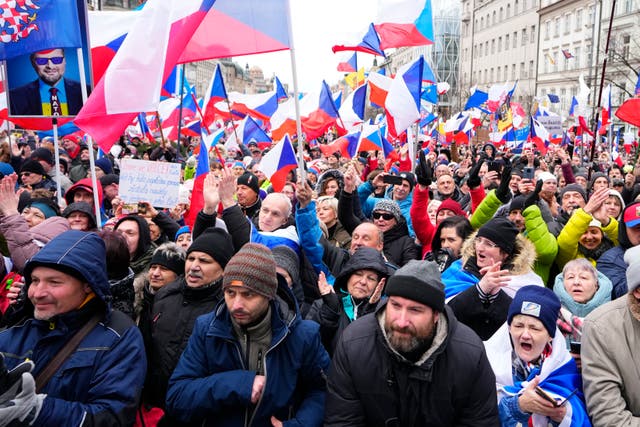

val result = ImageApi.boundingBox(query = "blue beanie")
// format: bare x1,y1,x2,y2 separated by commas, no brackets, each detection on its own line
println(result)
175,225,190,240
0,162,14,178
507,285,561,337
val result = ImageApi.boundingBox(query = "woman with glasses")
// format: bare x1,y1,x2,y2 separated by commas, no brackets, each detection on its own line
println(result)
442,217,544,340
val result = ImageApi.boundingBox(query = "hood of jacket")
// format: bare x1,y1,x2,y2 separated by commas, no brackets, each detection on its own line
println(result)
553,269,613,318
23,230,111,313
115,214,153,261
333,247,389,294
460,230,536,276
316,169,344,196
64,177,104,206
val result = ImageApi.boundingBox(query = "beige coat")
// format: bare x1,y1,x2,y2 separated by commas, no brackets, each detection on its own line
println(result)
582,295,640,426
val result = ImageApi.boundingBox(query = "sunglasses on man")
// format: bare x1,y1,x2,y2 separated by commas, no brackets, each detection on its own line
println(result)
372,212,395,221
34,57,64,66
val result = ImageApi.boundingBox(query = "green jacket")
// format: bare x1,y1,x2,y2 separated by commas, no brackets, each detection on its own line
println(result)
556,208,618,269
469,190,557,283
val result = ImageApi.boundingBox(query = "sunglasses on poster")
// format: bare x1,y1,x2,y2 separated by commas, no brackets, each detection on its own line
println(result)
34,57,64,66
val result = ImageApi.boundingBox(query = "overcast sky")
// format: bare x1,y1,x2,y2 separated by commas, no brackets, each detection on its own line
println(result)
241,0,379,93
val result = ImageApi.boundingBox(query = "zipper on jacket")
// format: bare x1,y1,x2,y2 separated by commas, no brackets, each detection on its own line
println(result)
247,330,289,427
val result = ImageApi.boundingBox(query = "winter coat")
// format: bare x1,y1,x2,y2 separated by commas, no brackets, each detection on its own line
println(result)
433,186,471,212
582,296,640,426
469,190,558,283
0,213,69,273
0,231,146,427
109,267,135,319
356,181,415,237
324,303,499,426
381,220,419,267
306,247,388,355
115,215,157,275
556,208,618,269
597,216,637,299
443,231,543,339
166,292,330,427
141,276,222,409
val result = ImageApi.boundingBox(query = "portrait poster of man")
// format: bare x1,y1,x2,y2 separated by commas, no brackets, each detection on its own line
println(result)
4,0,93,118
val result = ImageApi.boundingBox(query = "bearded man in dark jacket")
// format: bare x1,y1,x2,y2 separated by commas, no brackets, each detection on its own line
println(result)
325,260,499,427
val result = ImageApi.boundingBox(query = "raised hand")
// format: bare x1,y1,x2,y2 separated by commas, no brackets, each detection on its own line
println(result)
415,150,432,187
218,167,237,209
296,179,313,209
202,173,221,214
0,174,19,217
477,262,511,295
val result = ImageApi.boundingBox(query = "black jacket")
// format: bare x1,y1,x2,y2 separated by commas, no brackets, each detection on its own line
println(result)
381,220,419,267
140,276,222,409
325,304,499,427
447,284,513,340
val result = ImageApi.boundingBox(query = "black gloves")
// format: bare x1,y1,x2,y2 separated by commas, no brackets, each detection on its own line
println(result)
495,162,513,203
467,158,484,189
415,150,432,187
523,179,543,210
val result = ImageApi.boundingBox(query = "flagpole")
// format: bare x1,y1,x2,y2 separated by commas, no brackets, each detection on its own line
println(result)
51,118,63,207
588,0,616,171
85,135,102,228
155,112,167,146
176,63,186,161
285,0,306,182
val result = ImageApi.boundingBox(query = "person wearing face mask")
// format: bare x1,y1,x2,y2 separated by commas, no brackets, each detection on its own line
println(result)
484,286,590,426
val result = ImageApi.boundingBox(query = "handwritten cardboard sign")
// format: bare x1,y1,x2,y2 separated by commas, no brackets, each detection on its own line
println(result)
119,159,181,208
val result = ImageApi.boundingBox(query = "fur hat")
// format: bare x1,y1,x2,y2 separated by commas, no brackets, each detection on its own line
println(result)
223,243,278,299
237,172,260,195
150,242,186,276
508,285,561,337
385,260,445,312
373,199,402,222
477,217,519,254
187,227,234,269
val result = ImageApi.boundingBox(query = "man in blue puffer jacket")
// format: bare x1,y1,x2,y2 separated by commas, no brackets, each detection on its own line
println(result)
0,230,146,426
166,243,329,427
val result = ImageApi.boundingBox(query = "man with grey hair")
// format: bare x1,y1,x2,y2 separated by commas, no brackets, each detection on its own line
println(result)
582,245,640,426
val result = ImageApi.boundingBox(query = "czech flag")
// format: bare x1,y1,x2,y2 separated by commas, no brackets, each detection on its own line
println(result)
337,52,358,72
202,64,228,128
75,0,217,152
374,0,434,50
88,10,139,84
332,23,386,57
598,83,611,135
357,123,394,157
237,116,272,150
368,72,392,108
257,135,298,192
385,56,424,139
338,84,367,132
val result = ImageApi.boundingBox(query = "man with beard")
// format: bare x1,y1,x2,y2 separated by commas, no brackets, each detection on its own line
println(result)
325,260,499,426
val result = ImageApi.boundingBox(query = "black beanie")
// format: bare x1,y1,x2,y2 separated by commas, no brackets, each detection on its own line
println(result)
237,172,260,195
385,260,445,312
150,244,185,276
476,217,519,254
186,227,234,269
20,159,46,176
509,195,526,213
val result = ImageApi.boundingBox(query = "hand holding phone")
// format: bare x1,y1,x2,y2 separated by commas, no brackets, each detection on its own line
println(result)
535,386,578,407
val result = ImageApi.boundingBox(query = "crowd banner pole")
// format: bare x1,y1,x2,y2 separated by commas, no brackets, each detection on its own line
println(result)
85,135,102,228
51,118,63,206
76,47,89,103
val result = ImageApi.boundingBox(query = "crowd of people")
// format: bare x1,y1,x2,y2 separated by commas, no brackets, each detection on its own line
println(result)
0,129,639,426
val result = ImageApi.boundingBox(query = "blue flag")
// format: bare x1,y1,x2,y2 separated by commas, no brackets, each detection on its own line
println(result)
0,0,82,60
548,93,560,103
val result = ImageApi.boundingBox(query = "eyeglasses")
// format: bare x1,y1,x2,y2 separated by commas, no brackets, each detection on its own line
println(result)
20,172,32,177
372,212,395,221
474,236,499,249
34,56,64,66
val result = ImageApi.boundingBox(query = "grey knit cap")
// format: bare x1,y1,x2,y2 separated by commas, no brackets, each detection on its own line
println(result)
385,260,445,311
223,243,277,299
373,199,402,222
625,246,640,293
272,245,300,284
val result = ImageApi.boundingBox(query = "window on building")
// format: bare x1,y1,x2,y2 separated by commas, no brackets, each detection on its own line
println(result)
543,53,549,73
475,18,479,28
545,21,550,39
522,28,527,45
575,9,582,29
554,17,560,37
481,16,484,28
515,0,519,14
564,14,571,34
512,63,516,80
523,0,528,10
513,31,518,48
563,54,569,71
623,34,631,59
625,0,633,13
491,39,495,54
520,62,526,78
574,46,581,68
531,25,536,43
507,3,511,17
504,65,509,80
553,52,558,72
498,37,502,52
500,7,504,20
586,43,592,67
618,83,627,104
505,34,510,49
529,60,535,78
485,69,488,82
493,11,497,24
497,66,501,80
491,68,494,81
588,5,594,26
486,41,489,55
